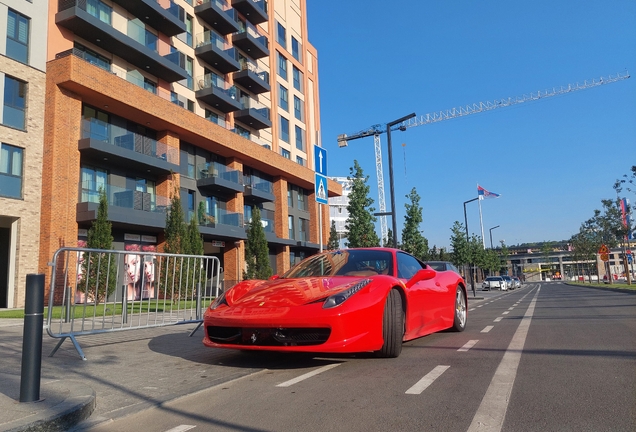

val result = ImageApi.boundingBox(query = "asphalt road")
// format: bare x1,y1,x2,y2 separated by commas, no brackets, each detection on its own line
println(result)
80,283,636,432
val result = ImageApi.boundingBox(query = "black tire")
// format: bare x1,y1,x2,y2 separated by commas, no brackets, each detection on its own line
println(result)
376,289,404,358
451,286,467,332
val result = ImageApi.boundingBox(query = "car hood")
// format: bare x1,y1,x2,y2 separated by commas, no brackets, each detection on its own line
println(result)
226,276,370,308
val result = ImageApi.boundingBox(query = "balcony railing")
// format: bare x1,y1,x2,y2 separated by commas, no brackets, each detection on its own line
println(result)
196,73,238,99
196,161,243,184
80,181,169,213
239,96,270,118
195,207,244,228
244,175,272,194
82,118,179,164
238,57,269,82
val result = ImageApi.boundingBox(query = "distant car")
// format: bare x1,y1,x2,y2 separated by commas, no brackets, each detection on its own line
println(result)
425,261,460,273
501,275,514,290
511,276,522,289
482,276,506,291
203,248,468,358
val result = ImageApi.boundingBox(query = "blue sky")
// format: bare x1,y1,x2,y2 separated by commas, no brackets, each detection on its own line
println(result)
306,0,636,250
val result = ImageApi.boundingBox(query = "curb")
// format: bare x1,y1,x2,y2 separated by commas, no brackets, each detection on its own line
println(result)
2,381,95,432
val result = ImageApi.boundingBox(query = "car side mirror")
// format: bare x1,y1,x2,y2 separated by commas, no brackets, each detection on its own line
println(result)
269,274,280,280
405,269,436,288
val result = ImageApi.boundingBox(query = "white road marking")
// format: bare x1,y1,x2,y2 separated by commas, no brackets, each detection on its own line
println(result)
477,305,483,308
469,308,476,311
481,326,494,333
494,317,503,322
165,426,196,432
458,340,479,352
405,365,450,395
276,363,341,387
502,311,509,315
467,287,541,432
508,307,514,310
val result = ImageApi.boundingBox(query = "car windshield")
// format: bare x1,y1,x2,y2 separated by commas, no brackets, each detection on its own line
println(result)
486,277,502,281
426,262,446,271
282,249,394,278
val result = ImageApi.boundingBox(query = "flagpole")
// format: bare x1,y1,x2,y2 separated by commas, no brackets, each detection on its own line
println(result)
478,196,486,249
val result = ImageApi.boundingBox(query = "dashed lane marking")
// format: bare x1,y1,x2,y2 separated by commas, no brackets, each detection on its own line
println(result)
165,426,196,432
508,307,514,310
276,363,341,387
494,317,503,322
481,326,494,333
469,308,476,311
502,311,509,315
467,287,541,432
405,365,450,395
458,340,479,352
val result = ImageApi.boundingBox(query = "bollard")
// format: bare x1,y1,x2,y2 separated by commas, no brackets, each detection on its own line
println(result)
20,274,44,403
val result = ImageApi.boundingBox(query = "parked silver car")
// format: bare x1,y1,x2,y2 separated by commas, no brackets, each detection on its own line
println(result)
511,276,522,289
502,275,514,290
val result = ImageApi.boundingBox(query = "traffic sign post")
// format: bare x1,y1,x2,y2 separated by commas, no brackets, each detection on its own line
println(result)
314,146,328,251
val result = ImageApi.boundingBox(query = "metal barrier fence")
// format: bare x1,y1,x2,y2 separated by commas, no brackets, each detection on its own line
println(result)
46,247,221,360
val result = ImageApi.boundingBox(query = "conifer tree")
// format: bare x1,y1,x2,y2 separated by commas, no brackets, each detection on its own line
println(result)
244,207,272,279
164,184,187,254
327,220,339,250
80,188,117,304
384,229,396,248
401,188,429,260
344,160,379,248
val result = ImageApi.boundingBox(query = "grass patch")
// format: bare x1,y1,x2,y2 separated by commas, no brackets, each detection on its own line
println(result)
0,298,216,320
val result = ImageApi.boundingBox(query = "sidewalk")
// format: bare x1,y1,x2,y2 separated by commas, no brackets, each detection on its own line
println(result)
0,292,491,431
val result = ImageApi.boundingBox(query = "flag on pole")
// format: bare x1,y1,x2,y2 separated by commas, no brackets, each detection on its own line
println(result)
477,185,500,200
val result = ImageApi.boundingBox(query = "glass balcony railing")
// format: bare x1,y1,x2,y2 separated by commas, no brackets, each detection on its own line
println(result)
236,20,268,48
81,118,179,164
196,30,231,51
80,181,169,213
196,207,244,228
239,96,270,119
238,57,269,82
196,161,243,185
244,175,272,194
196,73,238,99
128,19,158,51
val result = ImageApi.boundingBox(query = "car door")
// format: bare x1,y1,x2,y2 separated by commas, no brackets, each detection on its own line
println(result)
398,252,442,339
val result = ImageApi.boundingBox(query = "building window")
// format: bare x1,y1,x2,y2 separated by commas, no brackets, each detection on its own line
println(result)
184,14,193,47
293,96,303,121
187,190,196,222
277,52,287,80
3,76,26,130
297,189,307,211
0,143,23,198
291,36,301,63
278,84,288,111
281,148,290,159
288,215,295,239
185,55,194,90
295,125,304,151
296,156,304,166
299,218,309,241
74,42,110,71
277,22,286,48
144,78,157,94
234,124,250,139
287,184,293,207
80,165,107,203
7,9,29,64
279,115,289,143
86,0,112,25
82,105,109,141
292,66,303,93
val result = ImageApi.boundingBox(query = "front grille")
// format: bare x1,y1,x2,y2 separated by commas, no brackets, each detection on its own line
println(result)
207,326,330,346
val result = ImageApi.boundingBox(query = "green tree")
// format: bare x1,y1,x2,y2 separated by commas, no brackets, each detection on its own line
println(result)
79,188,117,305
401,188,429,260
164,185,187,255
327,220,339,250
482,249,502,275
244,207,273,280
614,165,636,197
570,230,597,283
384,229,396,248
160,185,191,299
344,160,379,248
499,242,510,275
450,221,469,269
468,234,485,282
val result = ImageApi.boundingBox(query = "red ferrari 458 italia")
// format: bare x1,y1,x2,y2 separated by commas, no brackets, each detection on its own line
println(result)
203,247,467,358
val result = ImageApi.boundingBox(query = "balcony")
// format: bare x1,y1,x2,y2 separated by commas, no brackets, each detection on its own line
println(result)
234,96,271,130
195,74,241,113
194,0,240,35
231,0,268,25
196,162,244,195
243,177,274,202
194,31,240,73
77,185,169,231
233,59,270,94
110,0,186,36
56,1,187,82
232,24,269,59
196,208,247,239
79,120,179,176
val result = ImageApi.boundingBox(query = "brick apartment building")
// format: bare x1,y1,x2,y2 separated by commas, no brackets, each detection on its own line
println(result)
0,1,47,309
1,0,341,308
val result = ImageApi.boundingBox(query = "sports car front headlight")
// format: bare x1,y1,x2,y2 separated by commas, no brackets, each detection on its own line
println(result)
209,291,228,310
323,279,371,309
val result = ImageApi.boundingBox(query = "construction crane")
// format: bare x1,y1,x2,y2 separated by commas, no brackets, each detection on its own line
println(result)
337,71,630,243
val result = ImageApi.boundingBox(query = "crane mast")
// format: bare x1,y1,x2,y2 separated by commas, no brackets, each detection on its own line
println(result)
337,72,630,243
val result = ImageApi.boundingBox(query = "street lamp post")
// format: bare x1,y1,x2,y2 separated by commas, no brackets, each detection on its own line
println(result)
464,197,479,297
489,225,500,249
386,113,416,248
